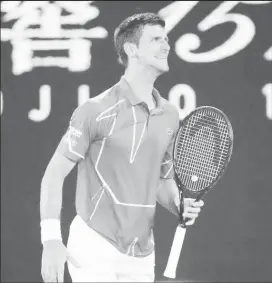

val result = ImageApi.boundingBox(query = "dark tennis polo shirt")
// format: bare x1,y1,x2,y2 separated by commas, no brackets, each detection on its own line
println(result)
57,76,179,257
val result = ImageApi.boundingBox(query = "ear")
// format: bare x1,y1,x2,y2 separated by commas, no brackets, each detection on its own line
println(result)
124,42,137,59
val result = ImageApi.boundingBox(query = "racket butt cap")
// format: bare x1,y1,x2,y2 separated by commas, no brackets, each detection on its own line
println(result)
163,269,176,279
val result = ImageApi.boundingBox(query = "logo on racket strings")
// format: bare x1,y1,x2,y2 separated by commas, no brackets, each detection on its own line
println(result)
191,175,199,182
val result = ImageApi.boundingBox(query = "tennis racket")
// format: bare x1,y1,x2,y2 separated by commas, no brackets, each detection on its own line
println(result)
163,106,234,279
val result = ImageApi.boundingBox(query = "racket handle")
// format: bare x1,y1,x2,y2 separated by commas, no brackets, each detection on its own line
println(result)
163,225,187,279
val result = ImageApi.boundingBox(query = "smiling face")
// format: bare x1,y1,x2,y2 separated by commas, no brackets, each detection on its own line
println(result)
133,24,170,74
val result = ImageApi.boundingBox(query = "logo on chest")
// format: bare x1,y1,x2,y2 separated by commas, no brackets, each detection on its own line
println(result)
167,128,174,136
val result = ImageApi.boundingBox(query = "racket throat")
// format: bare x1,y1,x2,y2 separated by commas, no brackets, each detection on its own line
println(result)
195,189,208,202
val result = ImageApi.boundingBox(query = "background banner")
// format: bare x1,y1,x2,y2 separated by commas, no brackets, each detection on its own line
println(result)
1,1,272,282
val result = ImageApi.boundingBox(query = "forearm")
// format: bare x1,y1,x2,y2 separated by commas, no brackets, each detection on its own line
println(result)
157,178,180,218
40,152,75,222
39,152,76,245
40,172,64,221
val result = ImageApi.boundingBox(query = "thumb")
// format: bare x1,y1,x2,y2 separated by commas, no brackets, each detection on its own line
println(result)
66,252,81,268
185,218,195,226
184,198,195,205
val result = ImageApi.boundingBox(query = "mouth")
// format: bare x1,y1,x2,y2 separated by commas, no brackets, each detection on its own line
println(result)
155,56,168,59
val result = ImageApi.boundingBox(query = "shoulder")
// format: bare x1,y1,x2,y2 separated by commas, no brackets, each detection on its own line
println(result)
162,98,178,113
154,87,179,118
160,97,180,131
72,83,122,120
162,97,179,119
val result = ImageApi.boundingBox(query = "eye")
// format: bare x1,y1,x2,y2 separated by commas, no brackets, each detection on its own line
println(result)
153,36,169,43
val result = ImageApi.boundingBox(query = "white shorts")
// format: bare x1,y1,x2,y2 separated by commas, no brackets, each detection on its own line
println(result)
66,215,155,282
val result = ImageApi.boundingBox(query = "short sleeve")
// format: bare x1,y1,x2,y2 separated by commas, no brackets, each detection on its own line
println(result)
160,109,180,179
56,102,97,162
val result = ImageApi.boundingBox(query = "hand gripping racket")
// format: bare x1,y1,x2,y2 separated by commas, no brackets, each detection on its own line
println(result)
163,106,234,279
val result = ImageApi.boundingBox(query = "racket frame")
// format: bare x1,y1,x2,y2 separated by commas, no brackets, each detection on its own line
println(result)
172,106,234,226
164,106,234,279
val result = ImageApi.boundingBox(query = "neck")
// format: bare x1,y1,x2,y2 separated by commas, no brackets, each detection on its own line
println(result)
123,64,159,103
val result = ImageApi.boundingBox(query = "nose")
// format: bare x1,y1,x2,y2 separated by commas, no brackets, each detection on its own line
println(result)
164,40,170,51
162,40,170,52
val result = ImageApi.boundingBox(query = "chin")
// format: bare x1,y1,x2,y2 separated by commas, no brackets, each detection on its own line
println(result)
157,60,169,72
157,64,169,74
148,61,169,74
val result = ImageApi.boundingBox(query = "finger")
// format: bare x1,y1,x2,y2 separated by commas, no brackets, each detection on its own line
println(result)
42,266,57,283
49,268,58,283
57,267,64,283
185,206,201,214
67,253,80,268
183,212,199,219
185,218,195,226
41,266,49,282
193,200,204,207
183,198,195,206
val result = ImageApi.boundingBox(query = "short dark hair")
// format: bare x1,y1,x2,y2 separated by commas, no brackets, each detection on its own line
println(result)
114,13,165,67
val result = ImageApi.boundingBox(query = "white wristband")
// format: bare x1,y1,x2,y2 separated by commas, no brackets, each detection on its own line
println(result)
40,219,63,244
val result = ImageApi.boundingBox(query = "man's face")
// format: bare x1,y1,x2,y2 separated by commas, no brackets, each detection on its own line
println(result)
134,24,170,73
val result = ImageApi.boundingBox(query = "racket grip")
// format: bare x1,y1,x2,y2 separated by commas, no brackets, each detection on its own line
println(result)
163,225,187,279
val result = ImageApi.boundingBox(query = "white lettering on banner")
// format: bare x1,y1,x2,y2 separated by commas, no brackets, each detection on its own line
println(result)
262,84,272,120
158,1,199,34
1,1,108,75
168,84,196,120
28,84,90,122
0,91,3,115
262,46,272,120
158,1,272,63
78,85,90,106
29,85,51,122
264,46,272,61
159,1,272,120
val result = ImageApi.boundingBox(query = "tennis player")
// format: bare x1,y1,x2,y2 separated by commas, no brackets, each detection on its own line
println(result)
40,13,204,282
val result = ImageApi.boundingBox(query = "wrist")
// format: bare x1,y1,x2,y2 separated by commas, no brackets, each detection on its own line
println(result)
170,194,179,217
173,194,180,207
40,218,63,244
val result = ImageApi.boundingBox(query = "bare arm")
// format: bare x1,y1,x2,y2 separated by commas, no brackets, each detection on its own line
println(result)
40,151,81,283
157,178,180,219
40,151,76,221
40,102,94,282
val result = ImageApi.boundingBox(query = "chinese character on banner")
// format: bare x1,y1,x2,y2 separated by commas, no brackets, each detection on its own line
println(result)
1,1,108,75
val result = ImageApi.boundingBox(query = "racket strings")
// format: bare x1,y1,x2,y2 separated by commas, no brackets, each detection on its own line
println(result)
178,114,228,174
176,124,229,188
175,110,230,192
176,130,217,191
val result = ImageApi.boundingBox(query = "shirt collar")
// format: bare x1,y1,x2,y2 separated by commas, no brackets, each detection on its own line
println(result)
118,76,164,110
